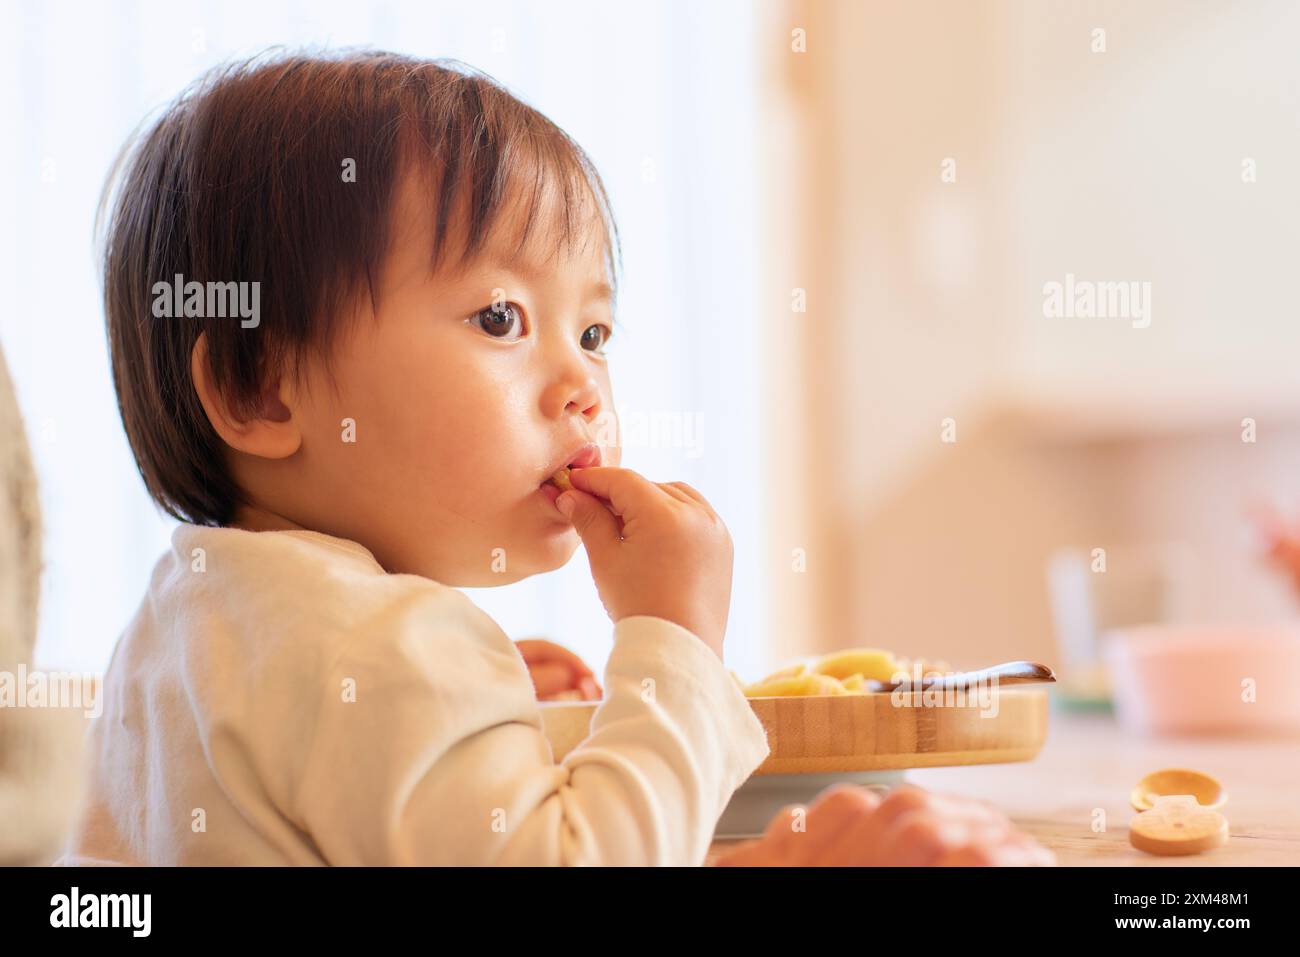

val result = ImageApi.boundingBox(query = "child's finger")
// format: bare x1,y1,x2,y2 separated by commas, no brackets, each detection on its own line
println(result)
555,487,624,551
527,662,575,697
566,467,667,519
515,639,595,678
924,790,1012,827
663,481,719,519
797,785,883,859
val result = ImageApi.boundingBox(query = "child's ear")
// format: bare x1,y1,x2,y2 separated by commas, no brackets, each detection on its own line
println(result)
190,333,302,460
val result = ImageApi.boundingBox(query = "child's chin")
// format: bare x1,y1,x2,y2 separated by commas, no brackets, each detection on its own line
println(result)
535,529,580,569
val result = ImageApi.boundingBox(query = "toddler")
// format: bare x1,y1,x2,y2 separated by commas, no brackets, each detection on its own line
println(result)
61,51,1052,866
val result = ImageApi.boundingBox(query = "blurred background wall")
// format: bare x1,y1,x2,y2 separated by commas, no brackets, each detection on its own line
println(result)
761,0,1300,673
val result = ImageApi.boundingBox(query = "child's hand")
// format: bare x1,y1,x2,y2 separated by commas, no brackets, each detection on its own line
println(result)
714,784,1056,867
515,639,602,701
555,467,733,659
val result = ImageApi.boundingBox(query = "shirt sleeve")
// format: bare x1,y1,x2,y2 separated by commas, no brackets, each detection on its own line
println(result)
289,586,770,866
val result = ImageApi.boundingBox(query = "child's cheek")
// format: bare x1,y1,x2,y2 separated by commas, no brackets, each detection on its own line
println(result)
429,412,525,510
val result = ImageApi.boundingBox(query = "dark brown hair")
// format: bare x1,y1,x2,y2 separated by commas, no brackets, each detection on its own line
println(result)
101,49,621,526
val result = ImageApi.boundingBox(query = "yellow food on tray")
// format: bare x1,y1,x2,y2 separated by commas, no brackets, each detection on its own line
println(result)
810,648,897,682
743,673,850,697
741,647,952,697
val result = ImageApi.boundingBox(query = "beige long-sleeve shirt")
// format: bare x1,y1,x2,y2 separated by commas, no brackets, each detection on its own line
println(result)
58,524,769,866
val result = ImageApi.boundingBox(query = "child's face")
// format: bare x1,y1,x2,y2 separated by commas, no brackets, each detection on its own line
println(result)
281,168,621,585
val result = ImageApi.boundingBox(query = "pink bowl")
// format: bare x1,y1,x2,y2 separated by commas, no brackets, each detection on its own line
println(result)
1101,623,1300,736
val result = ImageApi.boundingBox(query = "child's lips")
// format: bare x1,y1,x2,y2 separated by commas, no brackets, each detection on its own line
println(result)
565,443,602,470
540,442,601,489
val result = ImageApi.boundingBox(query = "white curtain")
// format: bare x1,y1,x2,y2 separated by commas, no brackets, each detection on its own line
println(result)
0,0,768,682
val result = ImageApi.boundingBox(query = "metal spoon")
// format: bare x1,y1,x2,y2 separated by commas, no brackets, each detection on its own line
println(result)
863,660,1056,694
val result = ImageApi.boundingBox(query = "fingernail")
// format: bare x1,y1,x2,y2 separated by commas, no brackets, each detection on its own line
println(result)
556,493,574,518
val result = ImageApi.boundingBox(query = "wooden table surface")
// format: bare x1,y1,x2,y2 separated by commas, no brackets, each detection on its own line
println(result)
707,710,1300,865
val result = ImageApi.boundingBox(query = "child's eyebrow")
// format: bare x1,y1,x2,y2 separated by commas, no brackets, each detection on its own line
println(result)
583,279,615,306
484,257,614,306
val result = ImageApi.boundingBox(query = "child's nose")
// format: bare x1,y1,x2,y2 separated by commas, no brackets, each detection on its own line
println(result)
546,374,605,421
564,382,601,421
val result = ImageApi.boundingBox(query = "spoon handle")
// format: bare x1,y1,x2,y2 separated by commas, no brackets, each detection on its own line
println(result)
870,660,1056,693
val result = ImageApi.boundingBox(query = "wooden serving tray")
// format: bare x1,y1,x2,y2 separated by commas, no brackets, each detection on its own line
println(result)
540,688,1049,775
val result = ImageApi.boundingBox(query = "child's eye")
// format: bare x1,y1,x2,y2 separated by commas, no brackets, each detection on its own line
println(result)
470,301,525,341
581,324,613,353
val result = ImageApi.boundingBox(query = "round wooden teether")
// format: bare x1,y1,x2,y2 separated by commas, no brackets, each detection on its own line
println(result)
1130,768,1226,811
1129,795,1229,856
